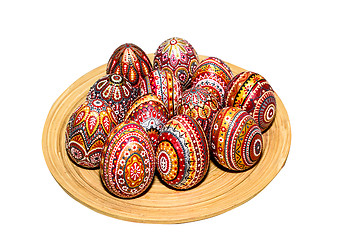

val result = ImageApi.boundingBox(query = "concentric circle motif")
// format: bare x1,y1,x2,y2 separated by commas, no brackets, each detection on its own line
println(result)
226,71,276,132
124,94,169,148
177,87,220,139
106,43,152,87
87,74,139,122
210,107,263,171
192,57,233,106
65,99,118,168
148,69,181,117
156,114,209,190
100,120,156,199
153,37,199,89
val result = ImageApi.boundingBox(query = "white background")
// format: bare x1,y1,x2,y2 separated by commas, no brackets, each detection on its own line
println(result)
1,0,359,239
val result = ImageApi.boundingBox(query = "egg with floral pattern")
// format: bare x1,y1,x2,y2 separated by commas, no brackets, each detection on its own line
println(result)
192,57,233,106
65,99,118,168
153,37,199,89
177,87,220,139
148,69,181,117
156,114,209,190
124,94,169,148
225,71,276,132
210,107,263,171
87,74,139,122
106,43,152,87
100,120,156,199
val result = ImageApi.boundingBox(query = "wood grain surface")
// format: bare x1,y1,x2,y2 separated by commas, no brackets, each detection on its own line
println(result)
42,54,291,224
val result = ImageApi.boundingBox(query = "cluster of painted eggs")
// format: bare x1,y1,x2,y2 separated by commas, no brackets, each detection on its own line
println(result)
65,37,277,198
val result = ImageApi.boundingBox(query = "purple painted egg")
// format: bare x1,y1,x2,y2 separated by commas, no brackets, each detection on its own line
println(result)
106,43,152,87
192,57,233,106
65,99,118,168
100,120,156,198
225,71,276,132
153,37,199,89
177,87,220,139
87,74,139,122
156,114,210,190
210,107,263,171
124,94,169,148
148,69,181,117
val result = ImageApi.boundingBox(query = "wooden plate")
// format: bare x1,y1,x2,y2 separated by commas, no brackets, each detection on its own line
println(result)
42,54,291,224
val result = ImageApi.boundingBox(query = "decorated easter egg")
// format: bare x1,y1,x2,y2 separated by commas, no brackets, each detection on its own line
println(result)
139,75,152,97
148,69,181,117
153,37,199,89
226,71,276,132
100,120,156,198
65,99,118,168
124,94,169,147
210,107,263,171
156,114,209,190
192,57,233,106
87,74,139,122
177,87,220,139
106,43,152,87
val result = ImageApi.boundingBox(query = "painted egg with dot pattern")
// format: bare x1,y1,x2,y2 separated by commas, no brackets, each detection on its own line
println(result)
65,99,118,168
124,94,169,148
225,71,276,132
156,114,209,190
87,74,139,122
153,37,199,89
177,87,220,139
148,69,181,117
106,43,152,87
100,120,156,198
192,57,233,107
210,107,263,171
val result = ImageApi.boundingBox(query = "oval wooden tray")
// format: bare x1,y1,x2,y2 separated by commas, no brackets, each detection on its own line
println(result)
42,54,291,224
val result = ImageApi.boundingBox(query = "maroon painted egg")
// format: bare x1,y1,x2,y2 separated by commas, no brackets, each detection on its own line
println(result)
177,87,220,139
65,99,118,168
192,57,233,106
100,120,156,198
87,74,139,122
148,69,182,117
106,43,152,87
210,107,263,171
156,114,209,190
225,71,276,132
124,94,169,148
153,37,199,89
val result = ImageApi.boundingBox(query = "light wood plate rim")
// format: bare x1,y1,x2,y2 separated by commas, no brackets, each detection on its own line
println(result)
42,54,291,224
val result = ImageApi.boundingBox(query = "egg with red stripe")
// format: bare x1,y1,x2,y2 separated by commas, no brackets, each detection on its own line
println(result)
156,114,209,190
210,107,263,171
100,120,156,198
106,43,152,87
226,71,276,132
65,99,118,168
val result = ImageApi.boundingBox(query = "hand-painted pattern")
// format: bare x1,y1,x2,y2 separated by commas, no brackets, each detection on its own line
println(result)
100,121,155,198
156,114,209,190
65,99,118,168
210,107,263,171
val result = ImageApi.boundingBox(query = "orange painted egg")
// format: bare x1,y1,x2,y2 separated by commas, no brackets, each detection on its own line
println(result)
156,114,209,190
177,87,220,139
153,37,199,89
100,121,156,199
210,107,263,171
226,71,276,132
148,69,181,117
192,57,233,106
124,94,169,148
65,99,118,168
106,43,152,87
87,74,139,122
